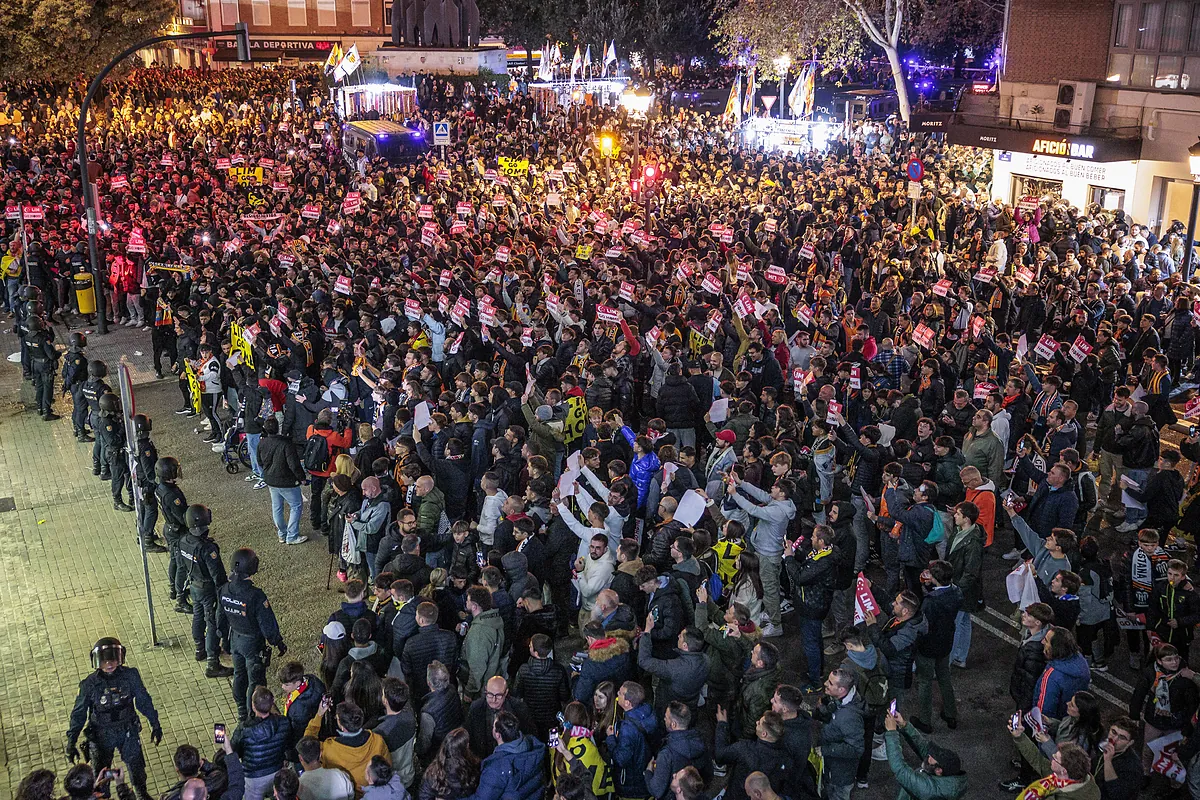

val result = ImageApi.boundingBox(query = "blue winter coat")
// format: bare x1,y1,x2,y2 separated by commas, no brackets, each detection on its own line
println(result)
644,729,712,799
1033,653,1091,719
606,703,657,798
622,427,661,510
466,735,546,800
232,713,291,778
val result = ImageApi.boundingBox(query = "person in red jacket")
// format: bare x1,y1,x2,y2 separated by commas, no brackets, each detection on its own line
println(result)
306,409,352,532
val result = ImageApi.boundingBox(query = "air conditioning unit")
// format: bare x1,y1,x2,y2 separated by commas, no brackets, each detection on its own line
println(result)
1053,81,1096,131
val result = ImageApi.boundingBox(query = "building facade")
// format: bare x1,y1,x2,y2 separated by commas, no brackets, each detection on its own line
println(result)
949,0,1200,235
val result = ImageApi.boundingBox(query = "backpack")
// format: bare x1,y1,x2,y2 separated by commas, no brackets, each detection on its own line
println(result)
302,432,331,473
705,568,724,604
924,507,947,545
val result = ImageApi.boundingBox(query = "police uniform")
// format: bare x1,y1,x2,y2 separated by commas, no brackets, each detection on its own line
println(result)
65,665,161,800
24,326,58,417
62,347,90,437
157,483,189,601
97,410,132,507
133,438,162,549
179,529,228,663
219,575,286,719
81,377,112,475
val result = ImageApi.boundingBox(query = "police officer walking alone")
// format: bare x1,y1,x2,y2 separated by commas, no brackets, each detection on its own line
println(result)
65,638,163,800
219,548,288,720
180,504,235,679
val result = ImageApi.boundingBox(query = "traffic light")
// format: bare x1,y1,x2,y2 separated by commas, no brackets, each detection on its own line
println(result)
630,179,641,199
643,164,657,182
234,22,252,62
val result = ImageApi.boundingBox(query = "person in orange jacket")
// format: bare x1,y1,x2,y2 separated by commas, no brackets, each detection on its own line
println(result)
960,466,996,547
306,408,353,532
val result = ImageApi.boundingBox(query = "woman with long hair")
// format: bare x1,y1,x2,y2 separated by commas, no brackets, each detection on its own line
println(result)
418,727,480,800
319,629,351,691
1034,690,1104,764
344,661,384,726
552,701,611,799
591,682,619,738
727,551,765,624
15,769,55,800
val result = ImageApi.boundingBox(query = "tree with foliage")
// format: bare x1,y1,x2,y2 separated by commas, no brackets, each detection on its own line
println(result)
578,0,636,59
714,0,865,79
478,0,579,78
0,0,177,81
907,0,1002,70
638,0,720,73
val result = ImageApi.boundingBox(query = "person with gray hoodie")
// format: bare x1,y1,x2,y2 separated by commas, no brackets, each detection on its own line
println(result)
727,473,796,638
362,756,410,800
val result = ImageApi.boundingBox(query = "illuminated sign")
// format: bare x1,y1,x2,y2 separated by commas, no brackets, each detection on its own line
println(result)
1031,139,1095,159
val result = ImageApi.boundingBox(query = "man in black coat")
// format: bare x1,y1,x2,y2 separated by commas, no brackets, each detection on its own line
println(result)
256,418,307,543
512,633,572,736
465,676,537,758
1009,602,1053,712
389,579,420,662
783,526,837,692
713,707,795,800
401,602,459,699
912,560,963,732
638,622,708,717
639,567,686,659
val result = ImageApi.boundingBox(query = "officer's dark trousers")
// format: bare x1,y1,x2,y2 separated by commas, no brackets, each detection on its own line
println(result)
91,413,106,474
191,583,220,659
109,455,131,503
32,369,53,414
167,544,188,600
89,726,149,795
71,387,88,435
230,630,266,720
137,495,158,545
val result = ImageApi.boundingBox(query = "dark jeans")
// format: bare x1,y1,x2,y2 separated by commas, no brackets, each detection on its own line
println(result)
310,475,328,529
32,369,53,414
800,617,825,684
71,387,88,435
230,631,266,720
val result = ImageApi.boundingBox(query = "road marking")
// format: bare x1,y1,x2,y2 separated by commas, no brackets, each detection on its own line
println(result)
972,614,1129,710
982,607,1135,693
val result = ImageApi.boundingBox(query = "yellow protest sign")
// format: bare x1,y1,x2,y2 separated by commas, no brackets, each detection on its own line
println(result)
575,244,593,261
229,166,264,186
230,322,255,370
184,362,202,413
563,395,588,446
498,157,530,177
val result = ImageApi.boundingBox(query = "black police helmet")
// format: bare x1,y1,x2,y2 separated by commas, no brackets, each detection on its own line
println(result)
87,360,108,379
132,413,152,436
98,393,119,414
18,284,41,301
185,504,212,531
70,332,87,349
155,456,181,483
90,637,126,669
232,547,260,577
27,316,43,333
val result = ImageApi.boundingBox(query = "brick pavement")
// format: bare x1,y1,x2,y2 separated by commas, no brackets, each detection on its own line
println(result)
0,323,331,797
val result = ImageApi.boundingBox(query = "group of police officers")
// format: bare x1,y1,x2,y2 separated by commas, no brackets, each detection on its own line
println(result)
15,288,291,800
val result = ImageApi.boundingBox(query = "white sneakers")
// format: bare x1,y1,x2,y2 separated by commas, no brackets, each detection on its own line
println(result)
761,623,783,638
1001,548,1023,561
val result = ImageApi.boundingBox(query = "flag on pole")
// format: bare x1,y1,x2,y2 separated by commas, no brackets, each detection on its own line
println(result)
583,45,592,77
800,65,816,118
538,40,553,81
324,43,343,76
334,44,361,81
570,46,582,81
787,65,807,117
743,68,756,115
723,80,737,121
604,41,617,76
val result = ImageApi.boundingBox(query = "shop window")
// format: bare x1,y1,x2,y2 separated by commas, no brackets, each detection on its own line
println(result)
1012,175,1064,204
1090,186,1126,211
288,0,306,26
1183,55,1200,88
1108,52,1133,83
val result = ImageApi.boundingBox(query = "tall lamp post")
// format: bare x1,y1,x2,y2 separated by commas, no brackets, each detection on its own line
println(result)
78,22,251,333
775,54,791,120
1184,137,1200,282
599,133,614,181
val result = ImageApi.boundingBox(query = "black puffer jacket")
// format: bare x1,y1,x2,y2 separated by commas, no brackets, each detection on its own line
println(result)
1009,630,1048,711
656,374,699,429
783,548,836,620
401,624,459,699
257,434,305,488
646,578,686,659
512,656,572,734
829,502,857,591
232,713,290,778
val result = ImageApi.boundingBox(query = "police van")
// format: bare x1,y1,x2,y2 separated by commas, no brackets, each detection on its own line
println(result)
341,120,429,165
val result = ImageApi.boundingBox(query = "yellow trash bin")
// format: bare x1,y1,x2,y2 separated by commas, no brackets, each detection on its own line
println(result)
73,273,96,315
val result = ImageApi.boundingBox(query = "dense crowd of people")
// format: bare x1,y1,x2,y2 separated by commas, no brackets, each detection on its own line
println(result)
6,61,1200,800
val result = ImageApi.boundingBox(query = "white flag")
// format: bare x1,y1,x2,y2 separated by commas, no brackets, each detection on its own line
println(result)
788,65,806,117
604,41,617,76
538,41,553,81
335,44,361,81
583,45,592,73
570,46,582,81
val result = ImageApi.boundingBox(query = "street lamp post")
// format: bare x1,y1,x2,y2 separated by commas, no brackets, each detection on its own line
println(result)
775,55,791,120
1184,138,1200,282
600,133,614,182
78,22,250,334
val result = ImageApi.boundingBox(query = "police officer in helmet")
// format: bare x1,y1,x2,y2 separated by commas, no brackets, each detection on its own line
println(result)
179,504,234,678
65,637,162,800
24,314,60,420
155,456,192,612
219,548,287,720
131,414,167,553
97,392,134,512
62,332,93,441
82,360,112,477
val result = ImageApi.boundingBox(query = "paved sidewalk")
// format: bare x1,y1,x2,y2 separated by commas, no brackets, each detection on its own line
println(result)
0,324,332,796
